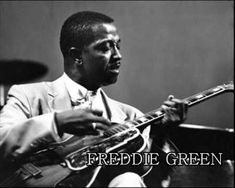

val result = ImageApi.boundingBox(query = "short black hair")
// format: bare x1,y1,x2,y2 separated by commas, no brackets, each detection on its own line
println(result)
60,11,114,58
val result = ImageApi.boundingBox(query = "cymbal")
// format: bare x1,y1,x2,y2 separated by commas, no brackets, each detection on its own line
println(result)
0,59,48,84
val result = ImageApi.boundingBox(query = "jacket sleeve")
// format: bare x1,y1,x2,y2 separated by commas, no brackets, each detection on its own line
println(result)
0,85,60,164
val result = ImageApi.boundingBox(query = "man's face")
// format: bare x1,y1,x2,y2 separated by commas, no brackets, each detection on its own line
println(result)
81,23,122,89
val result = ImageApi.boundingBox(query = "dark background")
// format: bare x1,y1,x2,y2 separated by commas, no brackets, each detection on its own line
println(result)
0,2,233,128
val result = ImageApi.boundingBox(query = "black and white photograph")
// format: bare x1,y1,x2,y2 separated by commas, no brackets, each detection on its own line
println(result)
0,1,233,187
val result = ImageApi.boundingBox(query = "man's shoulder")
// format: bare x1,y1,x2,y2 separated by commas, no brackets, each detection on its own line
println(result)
8,76,63,95
7,77,63,102
9,81,51,95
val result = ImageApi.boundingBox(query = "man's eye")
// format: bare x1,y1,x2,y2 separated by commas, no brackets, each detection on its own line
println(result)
95,41,121,52
96,43,111,52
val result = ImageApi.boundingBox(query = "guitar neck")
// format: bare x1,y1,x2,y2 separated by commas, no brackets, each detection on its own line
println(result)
125,82,234,130
184,84,233,107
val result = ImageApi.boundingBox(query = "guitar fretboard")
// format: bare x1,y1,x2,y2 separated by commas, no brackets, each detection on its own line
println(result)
103,82,233,136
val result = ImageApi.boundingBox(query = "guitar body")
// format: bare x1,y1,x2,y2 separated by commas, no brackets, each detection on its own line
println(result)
0,127,147,187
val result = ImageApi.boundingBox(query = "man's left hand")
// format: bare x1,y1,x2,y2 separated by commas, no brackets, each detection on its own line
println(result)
160,95,188,126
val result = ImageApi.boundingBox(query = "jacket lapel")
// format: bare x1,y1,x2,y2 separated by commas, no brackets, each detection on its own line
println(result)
100,89,128,124
47,76,72,112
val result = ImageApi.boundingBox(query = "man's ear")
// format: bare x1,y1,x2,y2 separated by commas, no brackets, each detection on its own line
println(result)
68,47,82,61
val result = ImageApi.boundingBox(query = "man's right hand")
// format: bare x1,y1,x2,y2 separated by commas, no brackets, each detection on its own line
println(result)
54,109,111,136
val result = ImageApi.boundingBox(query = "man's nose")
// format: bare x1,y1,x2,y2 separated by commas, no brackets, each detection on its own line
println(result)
112,46,122,60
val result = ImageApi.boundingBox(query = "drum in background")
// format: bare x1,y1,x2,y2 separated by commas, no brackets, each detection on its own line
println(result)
0,59,48,109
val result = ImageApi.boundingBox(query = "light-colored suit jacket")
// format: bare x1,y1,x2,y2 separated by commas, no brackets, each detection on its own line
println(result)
0,76,147,164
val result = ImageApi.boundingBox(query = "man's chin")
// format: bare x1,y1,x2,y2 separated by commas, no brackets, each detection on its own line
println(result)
102,75,119,86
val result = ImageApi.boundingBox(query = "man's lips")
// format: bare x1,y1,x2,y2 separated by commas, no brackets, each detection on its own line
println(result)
108,62,121,73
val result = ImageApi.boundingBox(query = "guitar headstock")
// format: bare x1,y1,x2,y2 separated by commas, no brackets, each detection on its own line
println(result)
222,81,234,92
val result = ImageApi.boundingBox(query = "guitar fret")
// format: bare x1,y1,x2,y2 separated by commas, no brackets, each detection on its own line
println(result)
195,94,204,99
149,113,159,118
187,97,199,103
130,121,139,125
203,90,214,96
138,116,149,123
212,87,222,92
145,114,154,120
136,120,144,124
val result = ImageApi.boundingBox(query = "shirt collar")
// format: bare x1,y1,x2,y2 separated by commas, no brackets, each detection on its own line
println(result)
62,73,99,102
62,73,88,102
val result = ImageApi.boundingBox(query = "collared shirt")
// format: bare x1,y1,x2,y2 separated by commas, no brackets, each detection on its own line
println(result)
62,73,108,119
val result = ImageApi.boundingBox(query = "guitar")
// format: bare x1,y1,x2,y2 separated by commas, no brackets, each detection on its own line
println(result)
0,82,233,187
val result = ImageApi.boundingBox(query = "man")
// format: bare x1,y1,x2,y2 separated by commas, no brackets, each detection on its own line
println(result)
0,11,188,187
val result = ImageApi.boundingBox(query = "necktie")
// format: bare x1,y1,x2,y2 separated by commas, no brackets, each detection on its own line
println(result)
72,90,96,109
